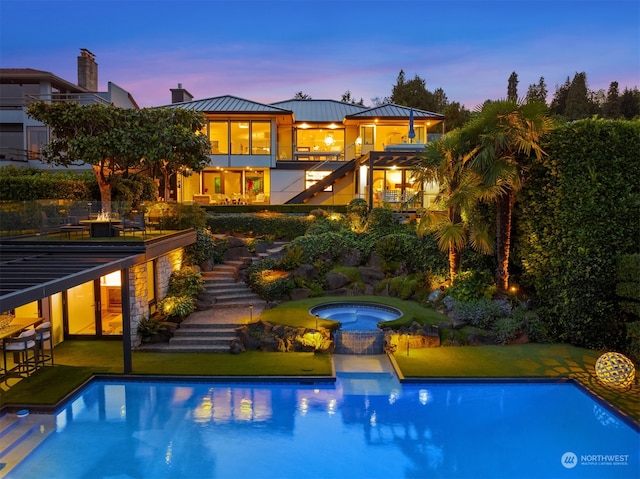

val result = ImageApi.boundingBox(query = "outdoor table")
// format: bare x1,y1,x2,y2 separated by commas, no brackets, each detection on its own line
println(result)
80,219,122,237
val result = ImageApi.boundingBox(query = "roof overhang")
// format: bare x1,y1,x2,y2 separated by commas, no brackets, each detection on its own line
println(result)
0,230,197,312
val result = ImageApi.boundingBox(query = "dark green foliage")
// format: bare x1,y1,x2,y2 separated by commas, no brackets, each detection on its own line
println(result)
110,174,156,209
518,119,640,351
453,299,504,329
163,204,208,230
166,266,203,297
206,214,309,240
247,267,293,301
185,228,226,266
366,207,397,236
287,231,350,264
136,316,168,340
305,217,345,236
0,166,96,201
447,270,496,302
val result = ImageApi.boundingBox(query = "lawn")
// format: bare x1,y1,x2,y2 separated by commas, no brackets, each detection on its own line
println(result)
392,343,640,423
1,339,637,426
0,341,333,408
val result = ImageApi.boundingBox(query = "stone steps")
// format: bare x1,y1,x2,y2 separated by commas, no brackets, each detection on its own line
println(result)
142,242,286,353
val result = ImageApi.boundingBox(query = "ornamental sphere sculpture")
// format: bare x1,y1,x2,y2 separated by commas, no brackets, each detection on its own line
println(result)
595,352,635,389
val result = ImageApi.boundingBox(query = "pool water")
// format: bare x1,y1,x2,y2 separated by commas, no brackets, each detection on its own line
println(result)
310,302,402,330
8,378,639,479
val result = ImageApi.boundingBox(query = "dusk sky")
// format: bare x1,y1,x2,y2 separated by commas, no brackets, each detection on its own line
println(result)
1,0,638,110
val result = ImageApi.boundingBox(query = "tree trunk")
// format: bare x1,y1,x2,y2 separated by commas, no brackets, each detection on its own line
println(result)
495,190,514,291
92,165,112,214
449,247,461,284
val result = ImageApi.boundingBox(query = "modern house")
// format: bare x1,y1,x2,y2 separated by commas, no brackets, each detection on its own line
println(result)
0,51,446,369
164,92,445,209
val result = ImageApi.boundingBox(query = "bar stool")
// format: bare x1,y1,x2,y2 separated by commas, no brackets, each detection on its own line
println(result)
3,329,38,377
35,321,54,366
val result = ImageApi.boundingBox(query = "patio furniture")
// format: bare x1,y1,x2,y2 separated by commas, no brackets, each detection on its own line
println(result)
35,321,54,366
193,194,211,205
112,212,146,238
3,328,38,378
40,211,64,235
60,209,90,238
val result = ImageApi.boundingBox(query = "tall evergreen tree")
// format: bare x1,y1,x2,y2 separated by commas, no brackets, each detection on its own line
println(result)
620,87,640,119
526,77,548,104
604,81,622,118
550,76,571,116
507,72,519,102
564,72,591,120
390,70,444,112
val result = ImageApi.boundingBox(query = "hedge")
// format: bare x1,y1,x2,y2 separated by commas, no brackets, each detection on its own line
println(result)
518,119,640,352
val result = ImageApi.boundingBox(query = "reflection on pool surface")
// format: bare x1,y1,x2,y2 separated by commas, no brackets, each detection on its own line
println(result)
8,378,639,479
310,302,402,330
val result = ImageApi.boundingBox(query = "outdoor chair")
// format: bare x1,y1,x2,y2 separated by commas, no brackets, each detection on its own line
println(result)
40,211,64,235
113,212,146,238
35,321,54,366
60,209,90,238
3,328,39,378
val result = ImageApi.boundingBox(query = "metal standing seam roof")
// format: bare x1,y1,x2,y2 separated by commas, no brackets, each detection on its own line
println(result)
270,99,369,123
347,103,445,120
162,95,292,114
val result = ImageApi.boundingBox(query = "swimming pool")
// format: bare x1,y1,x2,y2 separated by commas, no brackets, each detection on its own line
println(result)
310,302,402,330
7,376,638,479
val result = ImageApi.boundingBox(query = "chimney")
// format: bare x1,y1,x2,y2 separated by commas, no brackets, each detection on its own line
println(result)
170,83,194,103
77,48,98,91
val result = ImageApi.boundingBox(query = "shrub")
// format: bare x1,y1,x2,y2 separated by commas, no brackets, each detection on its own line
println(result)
248,269,293,301
166,266,203,297
185,228,226,266
158,295,195,318
452,299,504,329
447,270,496,302
493,315,524,344
136,316,167,340
164,204,208,230
278,244,305,270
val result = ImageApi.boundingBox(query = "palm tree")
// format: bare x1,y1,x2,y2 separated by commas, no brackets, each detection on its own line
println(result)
415,131,494,283
465,100,554,290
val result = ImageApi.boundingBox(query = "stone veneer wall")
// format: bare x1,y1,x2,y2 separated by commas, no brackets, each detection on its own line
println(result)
333,330,385,355
129,247,184,347
128,263,148,347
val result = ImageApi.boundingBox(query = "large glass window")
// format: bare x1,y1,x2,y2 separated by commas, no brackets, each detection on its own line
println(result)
251,121,271,155
209,122,229,154
231,121,250,155
296,128,345,158
209,120,271,155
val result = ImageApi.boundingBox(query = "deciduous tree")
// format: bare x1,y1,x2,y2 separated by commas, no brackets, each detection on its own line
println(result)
27,102,210,212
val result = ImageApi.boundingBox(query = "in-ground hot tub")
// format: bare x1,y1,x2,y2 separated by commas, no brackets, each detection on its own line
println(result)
310,302,402,354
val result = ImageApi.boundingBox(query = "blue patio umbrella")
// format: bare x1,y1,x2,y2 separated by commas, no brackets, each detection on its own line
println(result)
408,108,416,142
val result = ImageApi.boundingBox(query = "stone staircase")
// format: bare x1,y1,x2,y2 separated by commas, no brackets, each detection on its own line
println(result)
142,241,287,353
0,411,56,476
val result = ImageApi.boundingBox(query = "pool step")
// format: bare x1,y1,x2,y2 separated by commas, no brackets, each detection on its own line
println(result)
0,411,56,476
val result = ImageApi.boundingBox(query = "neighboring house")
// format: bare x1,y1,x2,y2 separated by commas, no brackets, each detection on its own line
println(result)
165,93,445,208
0,49,138,167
